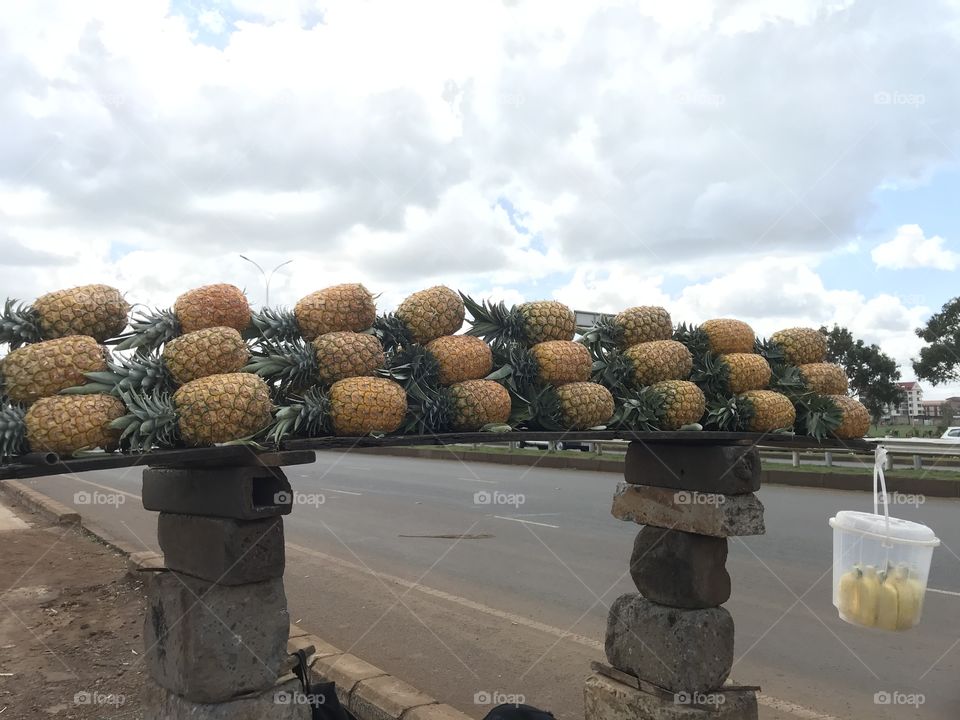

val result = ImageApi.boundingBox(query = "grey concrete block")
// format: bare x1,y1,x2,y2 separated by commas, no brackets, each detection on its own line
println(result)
310,653,386,708
605,594,734,694
625,443,761,495
351,675,437,720
142,466,292,519
157,513,285,585
144,676,312,719
611,482,765,537
584,673,758,720
630,527,730,608
144,571,289,702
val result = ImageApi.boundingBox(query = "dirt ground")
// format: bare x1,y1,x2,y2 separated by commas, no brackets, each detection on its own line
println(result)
0,499,146,719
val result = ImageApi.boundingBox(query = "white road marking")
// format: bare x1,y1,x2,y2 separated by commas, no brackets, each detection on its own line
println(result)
458,477,498,484
928,587,960,597
30,476,841,720
318,488,363,496
59,475,142,500
493,515,559,529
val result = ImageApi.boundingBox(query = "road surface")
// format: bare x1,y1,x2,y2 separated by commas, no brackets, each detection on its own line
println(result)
14,453,959,719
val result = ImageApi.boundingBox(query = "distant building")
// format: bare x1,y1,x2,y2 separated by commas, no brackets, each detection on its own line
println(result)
920,400,944,418
890,381,923,419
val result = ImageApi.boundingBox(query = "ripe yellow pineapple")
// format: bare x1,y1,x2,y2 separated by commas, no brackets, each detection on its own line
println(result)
425,336,493,386
1,284,130,347
530,341,592,386
739,390,796,432
770,328,827,365
447,379,512,431
461,294,576,346
327,377,407,436
3,336,108,404
0,394,126,459
112,373,273,449
554,382,615,429
700,319,755,354
651,380,706,430
164,327,250,385
828,395,870,438
396,286,465,344
623,340,693,386
312,332,385,384
720,353,772,394
798,363,847,395
116,283,251,351
294,284,377,340
581,306,673,351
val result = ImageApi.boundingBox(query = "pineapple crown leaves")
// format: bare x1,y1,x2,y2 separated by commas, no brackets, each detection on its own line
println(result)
486,342,541,396
794,393,843,441
63,350,173,397
269,386,332,444
769,362,807,398
0,299,43,347
509,385,567,431
588,347,634,393
372,313,414,352
460,292,528,345
111,306,180,351
689,351,731,400
247,306,301,342
609,387,665,431
244,337,317,394
109,390,181,451
578,315,622,353
402,383,454,435
754,336,786,366
0,402,28,462
704,395,753,432
377,344,442,391
673,322,710,357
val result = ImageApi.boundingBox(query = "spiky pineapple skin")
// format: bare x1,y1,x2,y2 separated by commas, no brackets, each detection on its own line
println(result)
741,390,796,432
328,376,406,436
616,306,673,347
173,373,272,445
625,340,693,386
313,332,385,384
652,380,706,430
799,363,847,394
518,301,576,344
555,382,614,429
32,284,130,342
701,319,755,354
722,353,771,393
174,284,250,335
164,327,249,385
4,336,108,404
25,394,125,455
448,379,511,431
828,395,870,438
294,284,376,340
530,340,591,386
771,328,828,365
426,335,492,386
396,286,465,344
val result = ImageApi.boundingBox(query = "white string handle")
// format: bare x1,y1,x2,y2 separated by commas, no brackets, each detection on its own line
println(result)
874,446,892,548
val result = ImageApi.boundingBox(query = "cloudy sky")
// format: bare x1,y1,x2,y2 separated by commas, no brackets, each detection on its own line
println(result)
2,0,959,397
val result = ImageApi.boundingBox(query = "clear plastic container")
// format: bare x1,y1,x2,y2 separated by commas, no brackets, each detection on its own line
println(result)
829,510,939,630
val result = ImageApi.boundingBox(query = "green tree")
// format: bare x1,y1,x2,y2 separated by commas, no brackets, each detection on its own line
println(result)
913,297,960,385
819,325,904,422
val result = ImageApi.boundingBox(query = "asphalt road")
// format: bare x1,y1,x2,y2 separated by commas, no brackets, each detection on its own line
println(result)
15,453,960,720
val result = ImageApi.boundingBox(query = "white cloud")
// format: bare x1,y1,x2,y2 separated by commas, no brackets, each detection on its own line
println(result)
871,224,958,270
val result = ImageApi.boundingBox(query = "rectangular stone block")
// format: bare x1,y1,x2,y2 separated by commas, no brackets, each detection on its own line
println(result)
631,527,729,608
144,571,289,702
625,443,760,495
584,672,758,720
157,513,285,585
611,482,765,537
351,675,437,720
142,466,292,519
605,593,733,694
144,676,312,720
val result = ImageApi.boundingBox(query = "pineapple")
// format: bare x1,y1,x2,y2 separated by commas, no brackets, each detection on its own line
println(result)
707,389,796,433
770,328,828,365
115,284,250,351
580,306,672,351
512,381,613,430
69,327,249,396
717,353,771,394
294,284,377,340
0,395,125,460
461,294,576,346
271,377,407,439
827,395,870,438
624,341,693,386
425,336,493,386
611,380,706,431
0,284,130,347
247,333,384,393
396,286,465,344
530,341,592,386
677,319,755,355
798,363,847,395
795,394,870,439
3,336,108,404
112,373,273,449
447,380,512,431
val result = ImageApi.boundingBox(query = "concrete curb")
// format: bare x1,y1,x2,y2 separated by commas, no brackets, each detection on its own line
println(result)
1,480,472,720
356,446,960,498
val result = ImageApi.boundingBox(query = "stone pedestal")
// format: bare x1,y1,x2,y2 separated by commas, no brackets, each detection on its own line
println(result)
594,442,762,720
141,457,301,718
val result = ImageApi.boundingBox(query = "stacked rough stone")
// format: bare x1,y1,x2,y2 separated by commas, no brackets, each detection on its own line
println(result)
585,443,765,720
140,461,310,720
